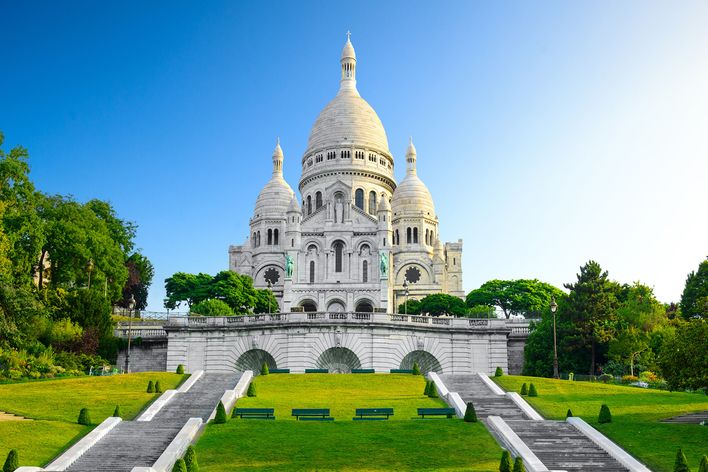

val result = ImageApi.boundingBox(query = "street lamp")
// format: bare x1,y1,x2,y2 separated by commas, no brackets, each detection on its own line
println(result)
550,296,559,379
86,259,94,290
267,280,273,314
125,294,136,374
403,280,409,315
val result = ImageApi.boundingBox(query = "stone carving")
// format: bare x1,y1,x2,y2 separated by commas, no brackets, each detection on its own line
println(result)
285,254,294,278
416,337,424,351
379,251,388,277
334,195,344,223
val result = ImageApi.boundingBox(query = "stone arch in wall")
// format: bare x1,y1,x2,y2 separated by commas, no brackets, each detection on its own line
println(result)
316,347,362,373
326,299,346,312
355,299,374,312
299,299,318,312
399,350,442,374
235,349,277,375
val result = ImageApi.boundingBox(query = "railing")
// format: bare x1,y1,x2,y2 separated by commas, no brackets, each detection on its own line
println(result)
114,327,167,339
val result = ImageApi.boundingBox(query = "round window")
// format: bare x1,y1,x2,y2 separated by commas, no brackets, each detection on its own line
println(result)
405,266,421,284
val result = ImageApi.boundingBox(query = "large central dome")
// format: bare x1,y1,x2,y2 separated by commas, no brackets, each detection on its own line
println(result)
305,36,390,156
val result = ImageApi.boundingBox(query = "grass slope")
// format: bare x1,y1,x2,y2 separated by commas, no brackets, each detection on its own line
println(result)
197,374,502,471
495,375,708,472
0,372,186,467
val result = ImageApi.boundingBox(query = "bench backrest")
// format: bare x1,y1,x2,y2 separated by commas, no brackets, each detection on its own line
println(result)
234,408,274,414
389,369,414,373
351,369,375,373
269,368,290,374
304,369,328,373
292,408,330,416
417,408,456,414
355,408,394,416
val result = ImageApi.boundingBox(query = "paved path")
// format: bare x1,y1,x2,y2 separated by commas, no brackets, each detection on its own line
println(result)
66,373,239,472
661,410,708,424
440,374,629,472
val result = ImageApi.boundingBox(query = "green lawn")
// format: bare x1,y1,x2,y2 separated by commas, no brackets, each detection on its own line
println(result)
197,374,502,471
0,372,187,467
495,375,708,472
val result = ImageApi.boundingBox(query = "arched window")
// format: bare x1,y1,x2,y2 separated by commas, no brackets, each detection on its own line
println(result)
368,191,377,214
257,231,261,246
406,227,412,244
309,261,315,283
334,241,344,272
291,238,294,247
273,229,279,246
355,189,364,210
362,260,368,282
307,196,312,215
315,191,322,209
395,229,400,245
252,232,257,247
267,229,273,245
425,229,429,245
413,228,418,244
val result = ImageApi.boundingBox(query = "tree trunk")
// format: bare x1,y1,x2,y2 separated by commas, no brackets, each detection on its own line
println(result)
37,249,47,288
590,340,596,376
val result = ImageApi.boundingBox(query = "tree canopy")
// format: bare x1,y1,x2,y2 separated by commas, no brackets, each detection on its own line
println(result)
398,293,467,317
466,279,565,318
680,257,708,319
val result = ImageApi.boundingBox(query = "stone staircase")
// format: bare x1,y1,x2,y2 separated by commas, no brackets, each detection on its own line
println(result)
65,373,239,472
440,374,629,472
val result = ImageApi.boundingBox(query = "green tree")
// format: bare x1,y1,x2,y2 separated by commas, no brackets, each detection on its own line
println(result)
397,298,422,315
121,252,154,311
253,288,278,314
466,279,565,319
680,257,708,319
64,289,113,341
164,272,213,309
418,293,468,317
658,319,708,391
210,271,259,314
190,299,233,316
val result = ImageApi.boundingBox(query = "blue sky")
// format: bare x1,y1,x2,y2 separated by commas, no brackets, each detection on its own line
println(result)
1,1,706,311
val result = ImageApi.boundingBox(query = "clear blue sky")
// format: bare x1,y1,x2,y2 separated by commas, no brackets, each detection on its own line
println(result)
1,1,706,311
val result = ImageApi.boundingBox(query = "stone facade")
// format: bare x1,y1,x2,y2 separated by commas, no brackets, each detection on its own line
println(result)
228,35,463,313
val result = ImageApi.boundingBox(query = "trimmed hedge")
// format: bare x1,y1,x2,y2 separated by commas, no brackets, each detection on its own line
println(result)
499,450,512,472
214,401,227,424
495,366,504,377
3,449,18,472
260,362,269,375
184,445,199,472
247,382,256,397
424,380,432,396
428,382,439,398
598,404,612,424
155,381,162,393
528,383,538,397
566,409,573,418
113,405,122,418
464,402,477,423
513,457,526,472
674,447,690,472
520,383,528,395
172,458,187,472
176,364,185,374
77,407,91,425
147,380,154,393
698,455,707,472
412,362,421,375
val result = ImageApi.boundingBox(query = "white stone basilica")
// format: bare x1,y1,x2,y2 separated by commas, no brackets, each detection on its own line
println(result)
228,35,463,313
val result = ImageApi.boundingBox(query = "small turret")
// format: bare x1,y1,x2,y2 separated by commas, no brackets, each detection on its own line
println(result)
377,195,392,248
285,195,302,249
340,32,358,95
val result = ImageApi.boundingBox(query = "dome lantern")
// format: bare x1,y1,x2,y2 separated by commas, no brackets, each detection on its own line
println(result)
340,31,357,94
272,137,284,176
406,137,417,175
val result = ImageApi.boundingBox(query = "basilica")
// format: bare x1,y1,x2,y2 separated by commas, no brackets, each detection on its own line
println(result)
228,35,463,313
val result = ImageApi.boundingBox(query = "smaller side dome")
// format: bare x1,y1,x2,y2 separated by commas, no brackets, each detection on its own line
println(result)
391,138,436,218
378,195,390,212
254,139,294,218
287,194,301,214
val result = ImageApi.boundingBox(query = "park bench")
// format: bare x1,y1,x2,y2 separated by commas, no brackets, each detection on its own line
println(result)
305,368,328,373
389,369,414,374
232,408,275,420
351,369,375,374
292,408,334,421
417,407,455,419
353,408,394,420
269,368,290,374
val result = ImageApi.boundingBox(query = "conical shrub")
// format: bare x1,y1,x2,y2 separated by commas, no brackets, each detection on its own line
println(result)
598,404,612,424
566,409,573,418
77,408,91,425
247,382,256,397
155,381,162,393
698,455,707,472
412,362,421,375
464,402,477,423
495,366,504,377
513,457,526,472
172,458,187,472
147,380,154,393
428,383,439,398
424,380,432,396
260,362,269,375
176,364,185,374
214,401,227,424
499,450,512,472
520,383,528,395
184,445,199,472
3,449,18,472
528,383,538,397
673,447,690,472
113,405,122,418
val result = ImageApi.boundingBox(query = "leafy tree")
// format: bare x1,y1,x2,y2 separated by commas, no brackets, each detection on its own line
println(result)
680,257,708,319
658,319,708,391
62,289,113,341
209,271,258,314
190,299,233,316
164,272,212,309
466,279,564,319
397,298,422,315
253,288,278,314
3,449,18,472
418,293,468,317
121,252,154,310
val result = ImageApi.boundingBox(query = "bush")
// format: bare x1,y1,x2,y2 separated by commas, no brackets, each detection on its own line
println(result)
190,299,233,316
464,402,477,422
184,445,199,472
495,366,504,377
698,455,707,472
566,409,573,418
147,380,154,393
598,404,612,424
428,382,439,398
247,382,256,397
176,364,185,374
673,447,689,472
113,405,121,418
260,362,269,376
77,407,91,425
528,383,538,397
599,373,614,383
155,381,162,393
214,401,227,424
621,375,639,384
513,457,526,472
172,458,187,472
520,383,528,395
412,362,421,375
424,380,431,396
499,450,512,472
3,449,18,472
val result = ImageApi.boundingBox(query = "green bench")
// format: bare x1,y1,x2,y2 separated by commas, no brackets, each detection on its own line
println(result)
232,408,275,419
353,408,393,420
417,407,456,419
292,408,334,421
269,368,290,374
390,369,414,374
351,369,375,374
305,368,328,373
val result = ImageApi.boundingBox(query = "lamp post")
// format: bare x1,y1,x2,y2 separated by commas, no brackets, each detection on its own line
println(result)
86,259,94,290
550,296,559,379
403,280,409,315
267,280,272,314
125,294,135,374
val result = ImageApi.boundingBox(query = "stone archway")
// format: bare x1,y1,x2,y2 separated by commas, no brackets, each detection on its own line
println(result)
327,300,346,312
400,350,442,374
235,349,277,375
355,300,374,312
300,299,318,312
316,347,362,373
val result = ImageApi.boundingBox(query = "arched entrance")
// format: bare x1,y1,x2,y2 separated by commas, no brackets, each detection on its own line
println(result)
300,300,318,312
327,300,346,312
316,347,362,373
355,300,373,312
235,349,277,375
400,350,442,374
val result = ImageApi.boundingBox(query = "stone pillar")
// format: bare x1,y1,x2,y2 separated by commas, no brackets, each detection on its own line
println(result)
379,250,392,312
282,278,293,312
